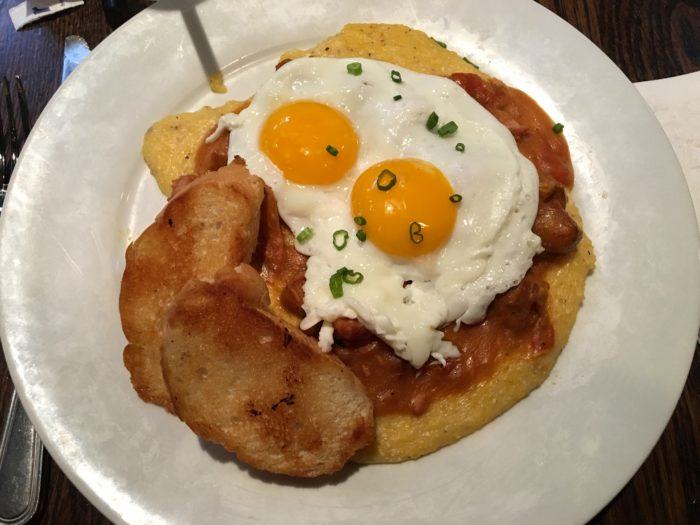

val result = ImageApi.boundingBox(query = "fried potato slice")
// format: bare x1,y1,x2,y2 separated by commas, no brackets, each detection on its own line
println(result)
161,266,375,477
142,99,249,196
120,163,264,411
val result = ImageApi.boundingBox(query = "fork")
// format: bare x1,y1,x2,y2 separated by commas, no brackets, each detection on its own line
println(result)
0,76,44,525
0,77,30,212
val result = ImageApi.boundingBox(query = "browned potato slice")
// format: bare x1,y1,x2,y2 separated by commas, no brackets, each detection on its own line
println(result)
120,163,264,411
161,267,375,477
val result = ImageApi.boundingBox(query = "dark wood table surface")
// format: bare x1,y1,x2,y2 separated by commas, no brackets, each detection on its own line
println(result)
0,0,698,523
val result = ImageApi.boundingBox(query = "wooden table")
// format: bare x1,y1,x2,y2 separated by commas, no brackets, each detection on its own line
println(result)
0,0,698,522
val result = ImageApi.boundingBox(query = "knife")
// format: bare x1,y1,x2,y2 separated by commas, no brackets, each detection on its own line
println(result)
62,35,91,81
0,35,90,525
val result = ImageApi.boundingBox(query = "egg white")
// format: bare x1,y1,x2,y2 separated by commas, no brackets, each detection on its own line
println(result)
217,57,541,368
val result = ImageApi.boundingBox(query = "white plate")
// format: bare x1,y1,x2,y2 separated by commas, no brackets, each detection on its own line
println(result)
1,1,698,523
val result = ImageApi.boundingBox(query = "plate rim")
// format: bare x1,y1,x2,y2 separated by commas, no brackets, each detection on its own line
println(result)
0,1,698,523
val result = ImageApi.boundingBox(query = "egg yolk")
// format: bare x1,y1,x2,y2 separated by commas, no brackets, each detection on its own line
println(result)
260,101,359,185
351,159,457,257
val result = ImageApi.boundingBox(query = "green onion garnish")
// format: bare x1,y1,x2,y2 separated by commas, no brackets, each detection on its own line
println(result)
449,194,463,203
456,142,465,152
409,222,424,244
329,271,344,298
354,215,367,225
329,267,364,298
552,123,565,134
296,227,313,243
391,70,402,83
462,56,480,69
431,37,447,48
347,62,362,75
377,169,397,191
326,144,339,156
437,121,458,137
333,229,349,250
342,270,364,284
356,230,367,242
393,94,402,101
426,111,439,130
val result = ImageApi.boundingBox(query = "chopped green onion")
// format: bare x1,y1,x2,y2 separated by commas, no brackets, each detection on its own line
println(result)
329,271,344,298
356,230,367,242
409,222,424,244
552,122,565,134
393,94,403,101
449,194,463,203
462,56,480,69
455,142,465,152
329,267,364,298
431,37,447,48
354,215,367,225
326,144,339,156
296,227,313,243
342,270,364,284
377,169,397,191
391,70,402,83
347,62,362,75
426,111,439,130
332,229,349,250
437,121,458,137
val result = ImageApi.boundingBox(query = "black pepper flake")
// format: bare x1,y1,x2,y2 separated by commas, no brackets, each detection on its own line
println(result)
282,328,292,347
271,394,296,411
249,408,261,417
167,218,174,227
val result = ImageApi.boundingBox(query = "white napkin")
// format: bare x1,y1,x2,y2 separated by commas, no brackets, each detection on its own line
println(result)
636,72,700,228
9,0,84,30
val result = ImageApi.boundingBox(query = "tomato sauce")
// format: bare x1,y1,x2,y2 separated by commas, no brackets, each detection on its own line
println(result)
450,73,575,188
332,75,577,416
195,73,579,418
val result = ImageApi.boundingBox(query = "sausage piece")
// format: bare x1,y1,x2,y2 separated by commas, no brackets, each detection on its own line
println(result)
279,274,306,318
194,130,230,175
538,173,566,207
492,274,549,333
533,199,582,254
333,318,374,346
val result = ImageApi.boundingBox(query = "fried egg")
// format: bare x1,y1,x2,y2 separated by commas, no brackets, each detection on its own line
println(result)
214,57,541,367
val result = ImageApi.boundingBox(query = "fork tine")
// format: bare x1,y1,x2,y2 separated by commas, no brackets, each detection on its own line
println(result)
0,77,7,182
3,76,19,181
15,76,30,142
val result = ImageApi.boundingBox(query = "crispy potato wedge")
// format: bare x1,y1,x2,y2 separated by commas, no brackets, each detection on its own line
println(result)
120,163,264,411
161,266,374,477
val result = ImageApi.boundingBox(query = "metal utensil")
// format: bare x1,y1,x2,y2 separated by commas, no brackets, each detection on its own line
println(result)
0,393,43,525
62,36,90,80
0,36,91,525
0,75,41,525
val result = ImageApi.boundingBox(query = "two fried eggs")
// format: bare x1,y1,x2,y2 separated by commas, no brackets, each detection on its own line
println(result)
213,57,541,367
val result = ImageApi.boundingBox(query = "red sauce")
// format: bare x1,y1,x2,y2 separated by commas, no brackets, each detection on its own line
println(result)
332,75,578,416
450,73,575,188
335,268,554,416
195,73,579,418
